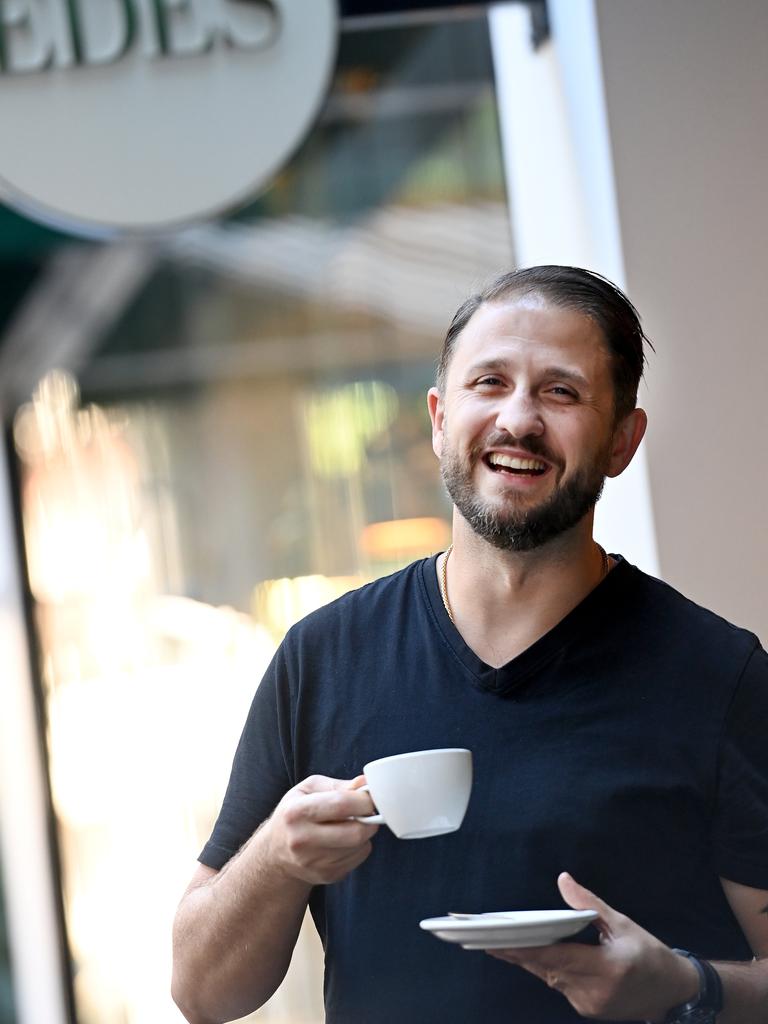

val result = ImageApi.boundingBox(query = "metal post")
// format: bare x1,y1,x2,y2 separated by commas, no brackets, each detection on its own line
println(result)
0,423,69,1024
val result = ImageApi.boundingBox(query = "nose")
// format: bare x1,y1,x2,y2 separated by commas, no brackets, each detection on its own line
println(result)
494,388,544,440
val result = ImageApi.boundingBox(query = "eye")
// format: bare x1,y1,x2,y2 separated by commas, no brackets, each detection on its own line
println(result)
476,375,504,387
548,386,578,400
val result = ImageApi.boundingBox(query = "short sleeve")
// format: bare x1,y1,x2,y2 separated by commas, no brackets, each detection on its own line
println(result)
198,639,296,870
711,643,768,889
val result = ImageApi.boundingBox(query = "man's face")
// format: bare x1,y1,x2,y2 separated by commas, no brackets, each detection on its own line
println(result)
427,298,641,551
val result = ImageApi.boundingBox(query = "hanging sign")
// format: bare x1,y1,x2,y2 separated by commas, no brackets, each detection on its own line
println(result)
0,0,338,235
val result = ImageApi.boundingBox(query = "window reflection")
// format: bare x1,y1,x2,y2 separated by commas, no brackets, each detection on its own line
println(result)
8,13,512,1023
0,861,16,1024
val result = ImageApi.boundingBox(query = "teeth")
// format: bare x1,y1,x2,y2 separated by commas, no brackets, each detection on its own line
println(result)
488,453,546,471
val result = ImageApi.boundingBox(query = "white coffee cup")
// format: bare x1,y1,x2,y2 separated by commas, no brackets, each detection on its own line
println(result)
355,748,472,839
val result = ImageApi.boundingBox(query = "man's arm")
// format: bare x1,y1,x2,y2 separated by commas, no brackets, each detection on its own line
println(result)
489,872,768,1022
171,776,377,1024
714,877,768,1023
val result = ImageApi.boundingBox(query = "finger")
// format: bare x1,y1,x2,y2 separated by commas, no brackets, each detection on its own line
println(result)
319,841,375,881
333,839,375,869
297,775,361,795
557,872,609,912
487,948,532,968
486,947,573,988
301,820,379,849
297,776,376,816
346,776,377,813
298,789,378,822
487,944,582,970
558,872,618,938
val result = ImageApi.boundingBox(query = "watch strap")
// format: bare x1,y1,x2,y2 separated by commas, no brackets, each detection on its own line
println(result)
671,949,723,1013
657,949,724,1022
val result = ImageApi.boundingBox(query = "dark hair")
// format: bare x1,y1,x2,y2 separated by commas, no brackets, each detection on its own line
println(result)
437,266,652,421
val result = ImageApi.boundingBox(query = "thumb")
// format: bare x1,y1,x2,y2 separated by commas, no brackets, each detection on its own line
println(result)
558,872,619,938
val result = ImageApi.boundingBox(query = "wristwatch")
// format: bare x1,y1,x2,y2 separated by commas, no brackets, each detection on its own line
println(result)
657,949,724,1023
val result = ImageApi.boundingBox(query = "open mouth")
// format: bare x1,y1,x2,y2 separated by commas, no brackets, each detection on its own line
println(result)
484,453,548,477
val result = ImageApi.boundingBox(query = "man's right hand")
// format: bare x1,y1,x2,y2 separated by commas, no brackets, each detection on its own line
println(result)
173,775,379,1021
262,775,380,886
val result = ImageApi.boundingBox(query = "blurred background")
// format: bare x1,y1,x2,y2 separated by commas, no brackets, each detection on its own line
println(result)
1,1,766,1022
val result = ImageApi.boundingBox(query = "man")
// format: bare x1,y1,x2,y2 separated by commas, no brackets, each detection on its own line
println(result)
172,266,768,1023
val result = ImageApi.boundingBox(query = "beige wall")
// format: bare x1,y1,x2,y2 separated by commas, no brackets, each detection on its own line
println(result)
596,0,768,639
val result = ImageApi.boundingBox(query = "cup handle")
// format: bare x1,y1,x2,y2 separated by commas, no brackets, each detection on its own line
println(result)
353,784,384,825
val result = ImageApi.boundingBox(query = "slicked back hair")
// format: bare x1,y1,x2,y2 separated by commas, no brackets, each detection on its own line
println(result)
436,266,651,422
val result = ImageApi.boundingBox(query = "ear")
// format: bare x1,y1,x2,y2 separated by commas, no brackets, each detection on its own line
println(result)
606,407,647,478
427,387,444,459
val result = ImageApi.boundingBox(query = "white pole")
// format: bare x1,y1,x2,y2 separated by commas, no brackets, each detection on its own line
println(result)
0,424,69,1024
488,0,659,575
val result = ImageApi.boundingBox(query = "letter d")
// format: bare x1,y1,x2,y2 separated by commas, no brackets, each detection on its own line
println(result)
66,0,136,66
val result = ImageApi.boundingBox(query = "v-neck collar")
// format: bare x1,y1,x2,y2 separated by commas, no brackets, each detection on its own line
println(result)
419,551,632,697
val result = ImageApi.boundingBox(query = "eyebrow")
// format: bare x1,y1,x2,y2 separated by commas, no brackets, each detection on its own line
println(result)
467,359,591,390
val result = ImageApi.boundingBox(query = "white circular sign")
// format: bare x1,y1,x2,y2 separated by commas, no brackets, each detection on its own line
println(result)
0,0,338,235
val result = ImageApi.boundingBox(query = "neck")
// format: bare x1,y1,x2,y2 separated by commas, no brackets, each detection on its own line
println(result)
442,512,609,656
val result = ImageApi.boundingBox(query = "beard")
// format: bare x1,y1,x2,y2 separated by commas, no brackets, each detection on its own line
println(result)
440,432,609,552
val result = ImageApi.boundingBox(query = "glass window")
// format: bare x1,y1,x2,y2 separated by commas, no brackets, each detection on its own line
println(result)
3,12,512,1022
0,863,17,1024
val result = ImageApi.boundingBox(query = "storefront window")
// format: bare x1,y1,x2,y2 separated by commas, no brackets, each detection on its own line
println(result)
4,12,512,1022
0,865,16,1024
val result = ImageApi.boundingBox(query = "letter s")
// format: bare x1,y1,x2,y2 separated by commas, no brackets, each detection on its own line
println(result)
220,0,280,51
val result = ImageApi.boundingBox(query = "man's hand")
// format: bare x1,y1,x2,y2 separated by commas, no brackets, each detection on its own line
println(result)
172,776,378,1022
261,775,380,886
488,872,699,1022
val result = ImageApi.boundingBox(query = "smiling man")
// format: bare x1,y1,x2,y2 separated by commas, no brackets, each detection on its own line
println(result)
172,267,768,1024
434,297,627,556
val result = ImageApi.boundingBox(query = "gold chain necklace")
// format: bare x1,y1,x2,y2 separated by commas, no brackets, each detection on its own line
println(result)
438,543,610,625
439,544,455,623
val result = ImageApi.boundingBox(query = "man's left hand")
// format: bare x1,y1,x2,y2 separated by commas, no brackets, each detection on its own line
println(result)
488,872,698,1022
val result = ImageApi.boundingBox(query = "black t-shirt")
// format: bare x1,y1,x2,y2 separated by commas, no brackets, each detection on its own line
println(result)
200,556,768,1023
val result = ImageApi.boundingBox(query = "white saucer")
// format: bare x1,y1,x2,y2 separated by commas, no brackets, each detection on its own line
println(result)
419,909,598,949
